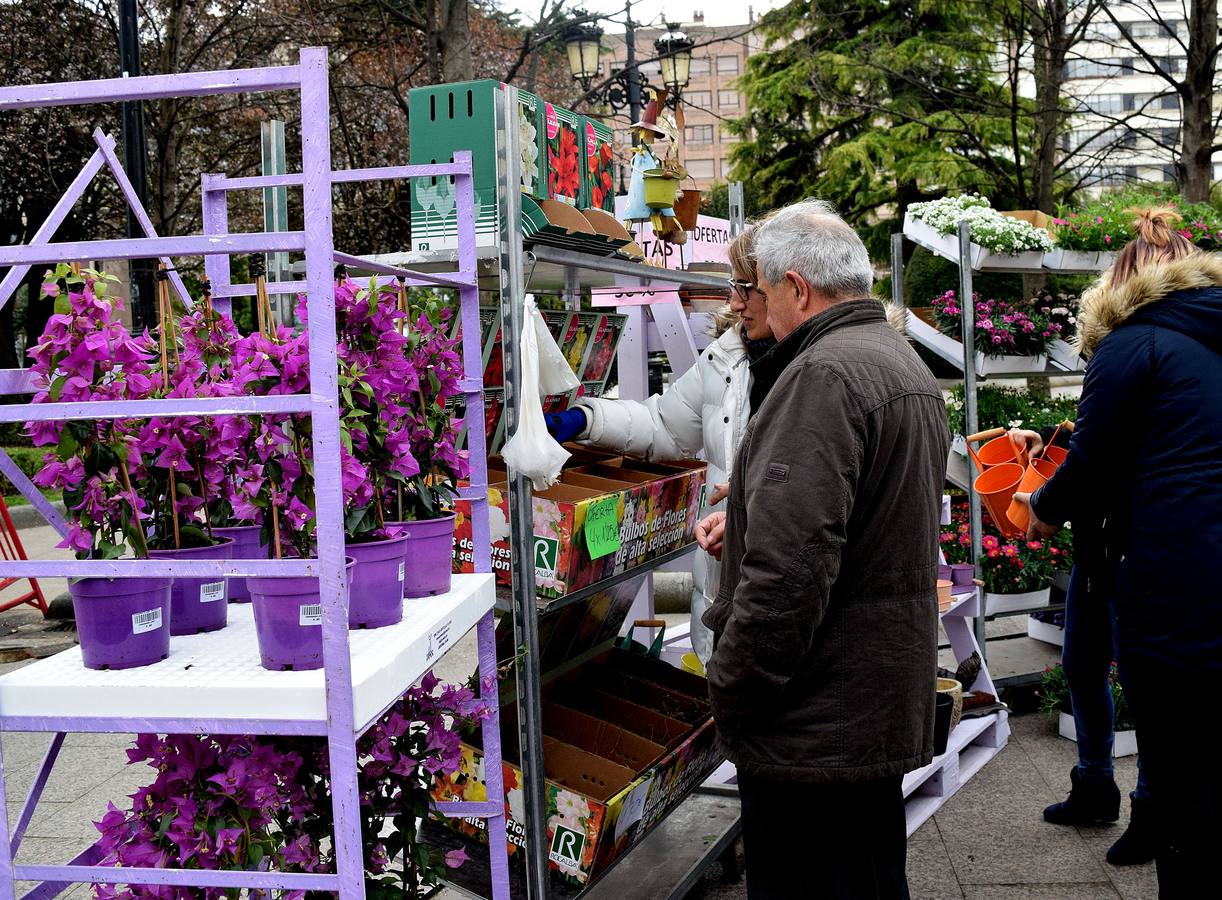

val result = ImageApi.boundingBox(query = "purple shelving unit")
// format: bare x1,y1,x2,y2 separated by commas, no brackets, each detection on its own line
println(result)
0,48,510,900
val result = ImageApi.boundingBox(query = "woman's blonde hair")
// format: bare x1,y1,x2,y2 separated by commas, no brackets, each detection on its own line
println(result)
1106,206,1198,290
710,225,756,337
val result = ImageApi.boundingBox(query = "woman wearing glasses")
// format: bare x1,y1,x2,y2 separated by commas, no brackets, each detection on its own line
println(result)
544,226,775,664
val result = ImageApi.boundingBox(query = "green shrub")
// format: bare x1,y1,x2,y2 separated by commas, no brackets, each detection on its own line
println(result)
0,446,46,495
902,246,1022,308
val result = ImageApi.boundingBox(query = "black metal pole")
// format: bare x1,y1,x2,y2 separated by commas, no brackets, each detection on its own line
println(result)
624,0,642,128
118,0,154,330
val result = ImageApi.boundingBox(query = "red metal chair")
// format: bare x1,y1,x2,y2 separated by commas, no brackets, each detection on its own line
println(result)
0,495,46,615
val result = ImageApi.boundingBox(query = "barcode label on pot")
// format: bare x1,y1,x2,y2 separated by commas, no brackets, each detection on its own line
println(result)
132,609,163,635
299,604,323,626
199,581,226,603
398,561,405,582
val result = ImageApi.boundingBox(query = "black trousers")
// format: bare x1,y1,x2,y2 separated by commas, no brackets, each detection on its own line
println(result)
1120,656,1222,898
737,772,910,900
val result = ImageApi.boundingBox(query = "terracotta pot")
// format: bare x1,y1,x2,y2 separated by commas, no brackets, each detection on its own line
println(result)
672,188,701,231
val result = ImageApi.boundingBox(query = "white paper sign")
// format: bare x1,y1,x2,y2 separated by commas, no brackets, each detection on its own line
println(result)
614,778,652,841
199,581,226,603
299,604,323,627
131,608,163,635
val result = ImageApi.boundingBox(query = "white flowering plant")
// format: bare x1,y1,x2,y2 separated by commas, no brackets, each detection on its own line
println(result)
908,194,1053,254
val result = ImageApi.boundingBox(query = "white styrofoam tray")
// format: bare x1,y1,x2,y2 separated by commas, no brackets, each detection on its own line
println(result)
1027,615,1065,647
0,573,495,732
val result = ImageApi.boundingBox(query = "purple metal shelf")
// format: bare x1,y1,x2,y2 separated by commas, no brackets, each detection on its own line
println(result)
0,48,509,900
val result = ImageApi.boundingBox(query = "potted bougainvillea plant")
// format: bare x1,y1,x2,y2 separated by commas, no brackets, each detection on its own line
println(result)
92,672,490,899
28,265,170,670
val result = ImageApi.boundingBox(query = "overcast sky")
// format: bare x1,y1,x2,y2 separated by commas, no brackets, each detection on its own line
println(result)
507,0,784,32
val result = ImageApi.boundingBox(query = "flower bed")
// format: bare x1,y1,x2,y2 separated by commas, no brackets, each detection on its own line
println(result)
1052,188,1222,256
920,289,1061,374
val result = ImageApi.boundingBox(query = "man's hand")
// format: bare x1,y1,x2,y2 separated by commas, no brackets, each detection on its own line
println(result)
696,511,727,560
1008,428,1044,458
709,482,730,505
1012,492,1060,540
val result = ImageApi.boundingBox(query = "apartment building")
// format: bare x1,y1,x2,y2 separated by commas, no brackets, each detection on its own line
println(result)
1061,4,1216,188
601,14,763,191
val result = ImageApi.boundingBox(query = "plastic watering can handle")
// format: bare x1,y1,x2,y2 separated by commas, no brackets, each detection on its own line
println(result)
617,619,667,659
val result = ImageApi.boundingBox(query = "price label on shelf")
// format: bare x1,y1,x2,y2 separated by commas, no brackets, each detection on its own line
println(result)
300,604,323,627
614,778,651,841
131,608,163,635
584,495,622,560
199,581,226,603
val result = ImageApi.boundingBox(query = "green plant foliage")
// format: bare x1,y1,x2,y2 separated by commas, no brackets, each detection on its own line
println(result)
0,446,45,494
903,247,1022,307
1040,662,1132,731
945,384,1079,437
728,0,1025,257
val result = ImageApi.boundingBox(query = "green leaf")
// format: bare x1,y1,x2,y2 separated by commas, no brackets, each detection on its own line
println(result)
53,295,71,316
48,375,66,402
56,429,78,459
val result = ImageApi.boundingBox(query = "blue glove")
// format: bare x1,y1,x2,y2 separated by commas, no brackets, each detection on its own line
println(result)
545,408,587,443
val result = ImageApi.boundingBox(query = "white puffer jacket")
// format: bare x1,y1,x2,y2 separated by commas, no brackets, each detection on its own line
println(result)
575,326,752,664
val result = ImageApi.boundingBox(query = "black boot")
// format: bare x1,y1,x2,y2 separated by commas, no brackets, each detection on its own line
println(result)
1107,795,1159,866
1044,766,1121,825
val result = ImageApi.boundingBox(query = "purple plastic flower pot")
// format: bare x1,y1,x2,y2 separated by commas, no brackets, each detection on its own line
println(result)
149,537,234,635
938,564,953,582
249,558,356,671
951,563,976,587
346,534,410,628
212,524,265,604
389,515,456,598
71,576,171,670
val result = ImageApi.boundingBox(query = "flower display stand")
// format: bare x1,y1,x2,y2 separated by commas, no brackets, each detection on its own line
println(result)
0,51,510,900
904,311,1052,377
903,212,1046,272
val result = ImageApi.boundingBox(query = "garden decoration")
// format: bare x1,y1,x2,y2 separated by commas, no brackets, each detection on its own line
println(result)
27,264,171,670
622,87,690,246
966,427,1026,535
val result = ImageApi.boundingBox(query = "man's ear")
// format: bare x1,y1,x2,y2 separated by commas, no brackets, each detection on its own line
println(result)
786,271,810,311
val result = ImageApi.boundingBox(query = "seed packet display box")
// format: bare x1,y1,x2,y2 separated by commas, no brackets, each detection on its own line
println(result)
431,578,719,886
454,451,707,598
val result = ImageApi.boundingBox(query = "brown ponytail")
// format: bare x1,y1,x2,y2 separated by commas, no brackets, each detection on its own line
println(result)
1106,205,1198,289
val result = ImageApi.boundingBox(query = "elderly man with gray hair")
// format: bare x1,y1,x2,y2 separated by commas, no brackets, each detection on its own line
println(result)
696,200,949,899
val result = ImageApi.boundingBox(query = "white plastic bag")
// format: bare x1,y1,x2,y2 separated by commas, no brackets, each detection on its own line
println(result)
532,299,580,395
501,297,572,490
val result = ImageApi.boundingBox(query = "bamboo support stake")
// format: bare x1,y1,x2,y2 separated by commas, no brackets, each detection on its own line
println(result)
157,267,182,550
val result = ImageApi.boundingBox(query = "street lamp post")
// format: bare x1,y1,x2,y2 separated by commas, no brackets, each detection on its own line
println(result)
562,6,693,120
118,0,154,331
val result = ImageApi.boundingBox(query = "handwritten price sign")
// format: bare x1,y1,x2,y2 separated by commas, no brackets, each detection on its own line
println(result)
584,495,623,560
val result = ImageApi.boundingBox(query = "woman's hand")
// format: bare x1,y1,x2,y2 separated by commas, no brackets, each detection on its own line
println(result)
709,482,730,505
1012,492,1060,540
1008,428,1044,458
696,511,727,560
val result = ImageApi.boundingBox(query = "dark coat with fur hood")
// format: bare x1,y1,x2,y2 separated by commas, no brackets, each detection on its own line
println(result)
1032,253,1222,671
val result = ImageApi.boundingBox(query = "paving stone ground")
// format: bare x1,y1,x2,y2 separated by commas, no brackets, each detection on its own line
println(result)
0,523,1156,898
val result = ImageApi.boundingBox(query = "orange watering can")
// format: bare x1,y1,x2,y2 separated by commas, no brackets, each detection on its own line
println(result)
966,427,1027,476
1007,420,1075,534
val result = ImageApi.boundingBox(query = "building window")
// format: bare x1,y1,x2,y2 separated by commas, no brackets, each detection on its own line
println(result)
1085,93,1129,114
1122,131,1138,149
718,90,739,107
685,90,712,108
685,124,714,144
1160,93,1179,110
690,56,710,76
1161,126,1181,145
717,55,739,75
722,129,740,143
1163,164,1177,182
687,158,716,179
